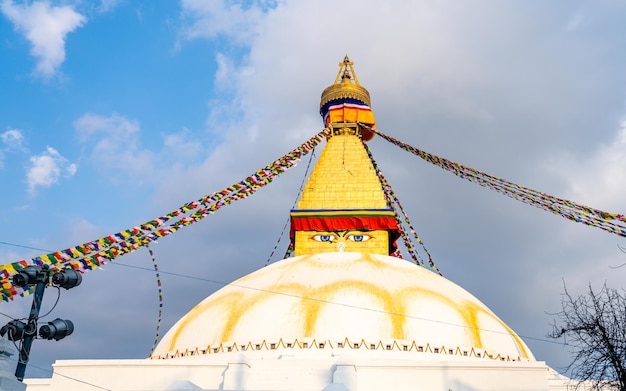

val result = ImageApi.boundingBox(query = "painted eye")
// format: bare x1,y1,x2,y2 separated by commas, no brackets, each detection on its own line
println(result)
313,234,336,242
347,234,371,242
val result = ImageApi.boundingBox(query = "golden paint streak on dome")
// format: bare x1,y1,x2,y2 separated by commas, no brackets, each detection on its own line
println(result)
397,286,483,347
464,302,482,347
155,253,533,361
167,291,245,352
299,280,407,339
490,311,530,359
396,286,529,359
167,279,516,354
461,301,529,359
303,252,390,270
219,282,309,342
169,277,527,358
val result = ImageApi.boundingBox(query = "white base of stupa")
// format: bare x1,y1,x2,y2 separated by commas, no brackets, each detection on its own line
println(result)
25,349,573,391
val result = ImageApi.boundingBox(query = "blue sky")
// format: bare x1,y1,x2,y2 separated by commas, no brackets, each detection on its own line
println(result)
1,0,626,380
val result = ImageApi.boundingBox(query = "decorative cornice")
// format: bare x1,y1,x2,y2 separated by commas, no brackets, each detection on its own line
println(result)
151,337,528,363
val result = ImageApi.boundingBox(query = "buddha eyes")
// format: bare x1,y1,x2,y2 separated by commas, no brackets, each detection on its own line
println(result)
311,233,371,242
313,234,337,242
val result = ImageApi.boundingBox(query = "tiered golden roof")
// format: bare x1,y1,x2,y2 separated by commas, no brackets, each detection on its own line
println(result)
296,134,387,210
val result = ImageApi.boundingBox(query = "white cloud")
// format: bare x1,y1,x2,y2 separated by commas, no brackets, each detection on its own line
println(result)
75,112,140,140
26,146,77,193
180,0,275,43
74,113,154,182
162,128,203,162
1,128,25,150
214,52,238,89
0,129,25,168
552,120,626,211
97,0,123,13
1,129,24,170
0,0,86,78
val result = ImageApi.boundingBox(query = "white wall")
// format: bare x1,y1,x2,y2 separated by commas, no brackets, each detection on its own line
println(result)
24,350,568,391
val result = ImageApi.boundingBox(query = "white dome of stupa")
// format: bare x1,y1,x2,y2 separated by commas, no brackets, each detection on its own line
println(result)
152,252,533,362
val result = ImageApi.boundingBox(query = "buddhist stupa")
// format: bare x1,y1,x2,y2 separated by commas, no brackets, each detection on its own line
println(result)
22,56,573,391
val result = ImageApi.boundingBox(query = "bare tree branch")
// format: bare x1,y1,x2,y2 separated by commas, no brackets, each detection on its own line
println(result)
548,283,626,391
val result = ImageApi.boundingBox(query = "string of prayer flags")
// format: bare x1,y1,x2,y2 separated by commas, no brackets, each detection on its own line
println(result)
363,141,442,275
265,148,319,267
147,245,163,356
0,129,330,302
366,125,626,239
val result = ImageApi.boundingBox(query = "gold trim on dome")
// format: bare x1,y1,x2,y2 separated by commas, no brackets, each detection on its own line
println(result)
320,55,371,109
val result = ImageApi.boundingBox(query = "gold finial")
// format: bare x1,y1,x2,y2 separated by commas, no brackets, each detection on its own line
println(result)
320,55,371,109
333,55,361,86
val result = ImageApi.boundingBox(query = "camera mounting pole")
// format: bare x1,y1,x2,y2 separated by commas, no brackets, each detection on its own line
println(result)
14,265,49,381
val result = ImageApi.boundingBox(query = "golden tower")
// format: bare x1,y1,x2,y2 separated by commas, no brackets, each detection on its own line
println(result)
290,56,400,256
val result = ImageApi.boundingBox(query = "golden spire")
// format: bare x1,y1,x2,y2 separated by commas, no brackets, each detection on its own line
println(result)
289,56,398,257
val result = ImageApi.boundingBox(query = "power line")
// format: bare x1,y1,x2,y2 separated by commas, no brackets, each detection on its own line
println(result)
0,241,50,253
109,262,567,347
1,239,568,348
8,357,111,390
